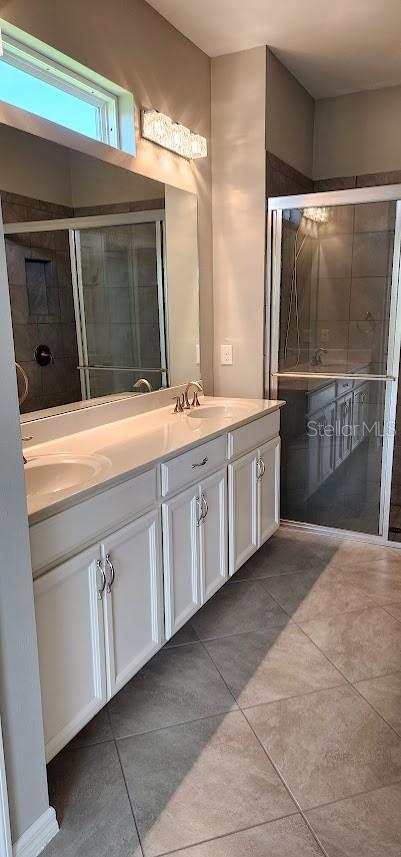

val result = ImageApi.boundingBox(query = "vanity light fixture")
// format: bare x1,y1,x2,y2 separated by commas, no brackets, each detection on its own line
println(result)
141,109,207,160
303,206,328,223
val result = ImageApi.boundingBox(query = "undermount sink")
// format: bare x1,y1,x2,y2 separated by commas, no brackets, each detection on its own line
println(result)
25,454,109,499
186,403,251,420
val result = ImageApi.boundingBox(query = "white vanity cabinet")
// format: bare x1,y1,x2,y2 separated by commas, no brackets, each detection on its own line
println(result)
31,403,282,758
101,509,163,699
34,545,107,762
162,464,227,640
228,418,281,576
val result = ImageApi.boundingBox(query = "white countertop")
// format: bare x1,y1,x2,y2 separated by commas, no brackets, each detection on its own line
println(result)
25,396,284,524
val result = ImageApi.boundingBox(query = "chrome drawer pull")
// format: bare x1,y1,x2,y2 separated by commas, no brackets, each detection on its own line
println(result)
192,457,208,469
196,496,203,527
202,494,209,519
97,560,106,601
105,553,115,593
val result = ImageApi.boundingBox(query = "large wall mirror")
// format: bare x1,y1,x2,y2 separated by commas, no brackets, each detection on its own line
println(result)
0,124,200,419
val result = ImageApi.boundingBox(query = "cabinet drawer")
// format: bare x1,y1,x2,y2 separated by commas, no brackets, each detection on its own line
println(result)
307,383,336,416
227,411,280,459
30,468,157,575
336,379,354,397
161,435,226,497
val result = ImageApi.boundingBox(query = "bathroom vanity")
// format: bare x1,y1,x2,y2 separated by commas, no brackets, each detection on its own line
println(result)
26,396,283,761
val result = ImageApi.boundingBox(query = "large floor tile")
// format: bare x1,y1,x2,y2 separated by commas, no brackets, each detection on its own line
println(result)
204,625,344,708
307,783,401,856
191,581,289,640
43,742,141,857
67,708,113,750
165,815,324,856
263,569,375,623
245,685,401,810
385,603,401,622
233,530,343,581
118,710,296,856
332,546,401,604
355,672,401,734
300,606,401,682
109,643,236,738
164,622,199,647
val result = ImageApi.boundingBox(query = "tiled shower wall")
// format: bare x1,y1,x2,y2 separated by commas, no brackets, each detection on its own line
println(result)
3,192,165,411
2,191,81,413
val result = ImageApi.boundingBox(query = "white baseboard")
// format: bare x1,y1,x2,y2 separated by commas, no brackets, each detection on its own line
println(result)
13,808,58,857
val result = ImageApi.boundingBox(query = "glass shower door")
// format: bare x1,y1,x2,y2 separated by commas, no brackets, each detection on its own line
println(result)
73,219,167,399
269,198,401,537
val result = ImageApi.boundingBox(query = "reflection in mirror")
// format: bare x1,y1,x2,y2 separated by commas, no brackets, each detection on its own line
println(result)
0,124,200,417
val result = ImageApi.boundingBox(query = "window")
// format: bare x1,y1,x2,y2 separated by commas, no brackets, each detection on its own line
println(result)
0,32,119,147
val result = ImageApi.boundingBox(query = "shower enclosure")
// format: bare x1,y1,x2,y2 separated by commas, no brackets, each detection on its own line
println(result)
5,210,167,410
268,186,401,541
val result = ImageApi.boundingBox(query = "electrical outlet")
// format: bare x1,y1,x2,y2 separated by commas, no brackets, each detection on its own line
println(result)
220,344,233,365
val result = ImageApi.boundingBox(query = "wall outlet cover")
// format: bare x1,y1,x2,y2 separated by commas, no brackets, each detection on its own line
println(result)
220,344,233,365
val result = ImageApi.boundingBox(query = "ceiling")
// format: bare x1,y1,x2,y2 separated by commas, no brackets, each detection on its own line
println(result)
146,0,401,98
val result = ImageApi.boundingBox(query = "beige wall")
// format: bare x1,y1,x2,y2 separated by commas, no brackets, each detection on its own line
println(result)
211,46,267,398
0,0,213,845
0,0,213,391
0,124,73,204
314,84,401,179
266,50,314,179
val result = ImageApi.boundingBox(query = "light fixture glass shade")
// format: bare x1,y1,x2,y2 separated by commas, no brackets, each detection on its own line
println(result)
303,207,329,223
190,133,208,159
141,109,207,160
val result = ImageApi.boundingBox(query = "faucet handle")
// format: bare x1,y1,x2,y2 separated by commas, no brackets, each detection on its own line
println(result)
21,435,33,442
173,395,184,413
183,391,191,410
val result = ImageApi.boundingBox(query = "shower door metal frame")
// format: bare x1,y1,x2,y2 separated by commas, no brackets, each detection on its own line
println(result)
4,209,168,399
267,185,401,542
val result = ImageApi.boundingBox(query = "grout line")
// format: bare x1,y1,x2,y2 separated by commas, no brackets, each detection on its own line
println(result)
150,812,300,857
240,708,329,857
112,707,241,743
295,619,401,742
301,776,401,816
114,735,145,857
198,637,328,857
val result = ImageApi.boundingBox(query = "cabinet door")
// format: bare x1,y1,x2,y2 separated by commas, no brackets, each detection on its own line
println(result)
228,450,258,576
102,510,163,698
335,392,353,466
258,436,280,546
199,468,227,604
162,485,200,639
34,547,106,762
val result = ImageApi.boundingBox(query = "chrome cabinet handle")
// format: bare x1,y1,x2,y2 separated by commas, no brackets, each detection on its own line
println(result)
260,459,266,478
105,553,115,593
97,560,106,601
201,494,209,519
257,459,266,480
196,496,203,527
192,457,208,469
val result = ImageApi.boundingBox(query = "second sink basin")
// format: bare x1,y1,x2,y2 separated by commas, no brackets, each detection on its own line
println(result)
186,403,252,421
25,453,109,500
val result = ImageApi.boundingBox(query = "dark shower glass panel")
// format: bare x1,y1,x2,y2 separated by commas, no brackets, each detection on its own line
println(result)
79,222,163,397
279,375,386,535
279,202,396,376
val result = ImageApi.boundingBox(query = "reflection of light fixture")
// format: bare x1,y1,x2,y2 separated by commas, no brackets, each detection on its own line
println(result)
303,207,328,223
141,109,207,160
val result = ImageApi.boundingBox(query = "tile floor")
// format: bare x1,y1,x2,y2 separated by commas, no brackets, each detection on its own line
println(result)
43,528,401,857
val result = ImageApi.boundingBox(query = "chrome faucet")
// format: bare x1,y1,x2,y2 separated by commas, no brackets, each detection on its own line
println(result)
184,381,203,408
133,378,153,394
311,348,328,366
173,381,203,413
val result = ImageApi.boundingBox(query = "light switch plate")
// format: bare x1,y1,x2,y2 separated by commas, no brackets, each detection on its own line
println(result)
220,344,233,365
